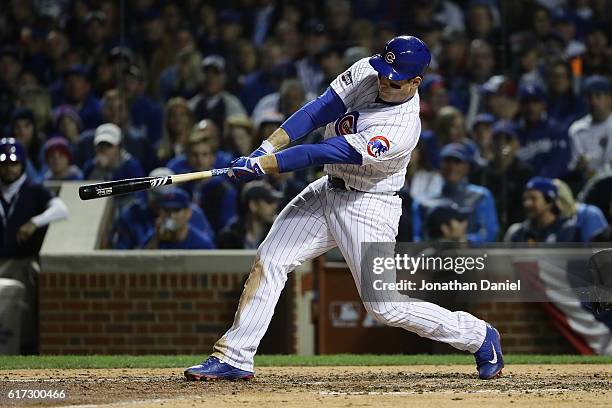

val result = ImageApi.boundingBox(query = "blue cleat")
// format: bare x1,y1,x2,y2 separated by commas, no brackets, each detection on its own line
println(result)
184,356,254,381
474,323,504,379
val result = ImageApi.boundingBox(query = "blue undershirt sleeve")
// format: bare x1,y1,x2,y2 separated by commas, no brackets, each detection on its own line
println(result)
275,136,362,173
280,87,346,142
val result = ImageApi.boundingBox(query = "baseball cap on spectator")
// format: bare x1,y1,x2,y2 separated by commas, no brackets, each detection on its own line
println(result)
226,114,253,131
526,177,558,201
426,203,469,230
201,55,225,72
94,123,122,146
53,105,82,131
440,143,470,162
492,120,518,139
109,46,134,64
551,10,575,24
141,8,162,22
421,74,445,94
519,83,547,102
0,138,27,163
11,107,36,125
472,113,495,128
124,65,144,81
84,11,107,25
0,46,19,60
158,188,191,209
218,9,241,24
583,75,611,95
44,137,72,162
242,182,283,204
63,64,89,79
479,75,516,97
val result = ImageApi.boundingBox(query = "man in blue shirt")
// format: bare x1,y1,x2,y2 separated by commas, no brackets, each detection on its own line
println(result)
56,64,103,131
413,143,500,242
141,188,215,250
515,83,572,178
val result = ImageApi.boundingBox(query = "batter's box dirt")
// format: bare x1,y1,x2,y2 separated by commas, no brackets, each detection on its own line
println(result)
0,365,610,407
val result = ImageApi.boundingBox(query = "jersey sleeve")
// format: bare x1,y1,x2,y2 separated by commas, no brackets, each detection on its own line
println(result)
330,58,374,108
342,116,421,169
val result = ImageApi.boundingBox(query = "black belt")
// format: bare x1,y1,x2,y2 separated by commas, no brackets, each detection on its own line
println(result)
327,176,399,195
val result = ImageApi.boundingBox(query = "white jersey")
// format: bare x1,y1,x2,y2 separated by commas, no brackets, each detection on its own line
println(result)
324,58,421,193
568,113,612,172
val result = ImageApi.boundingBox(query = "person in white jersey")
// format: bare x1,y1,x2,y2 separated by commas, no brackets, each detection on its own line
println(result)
185,36,504,381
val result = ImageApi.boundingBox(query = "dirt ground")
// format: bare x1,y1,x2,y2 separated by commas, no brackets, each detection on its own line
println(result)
0,364,610,407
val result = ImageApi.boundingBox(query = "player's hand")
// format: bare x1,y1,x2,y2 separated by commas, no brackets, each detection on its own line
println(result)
17,221,37,244
228,156,265,182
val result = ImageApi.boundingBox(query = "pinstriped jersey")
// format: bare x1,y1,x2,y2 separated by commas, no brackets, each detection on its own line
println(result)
324,57,421,193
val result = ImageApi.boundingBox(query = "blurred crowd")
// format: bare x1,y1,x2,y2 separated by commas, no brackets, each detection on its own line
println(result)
1,0,611,256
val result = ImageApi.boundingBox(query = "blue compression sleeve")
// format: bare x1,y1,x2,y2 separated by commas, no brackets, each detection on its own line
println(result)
276,136,362,172
280,87,346,142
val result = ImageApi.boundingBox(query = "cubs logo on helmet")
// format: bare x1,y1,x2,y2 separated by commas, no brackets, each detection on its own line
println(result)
335,112,359,136
367,135,390,158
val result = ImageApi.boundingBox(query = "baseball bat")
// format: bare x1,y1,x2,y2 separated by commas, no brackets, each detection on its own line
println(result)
78,168,230,200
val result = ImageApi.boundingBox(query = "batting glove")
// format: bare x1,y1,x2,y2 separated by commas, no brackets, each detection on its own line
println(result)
229,156,265,182
249,140,276,158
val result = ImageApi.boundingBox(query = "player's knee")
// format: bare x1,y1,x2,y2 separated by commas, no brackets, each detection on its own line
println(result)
364,302,405,327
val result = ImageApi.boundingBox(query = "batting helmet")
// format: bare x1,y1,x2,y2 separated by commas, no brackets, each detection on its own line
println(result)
0,137,27,164
369,36,431,81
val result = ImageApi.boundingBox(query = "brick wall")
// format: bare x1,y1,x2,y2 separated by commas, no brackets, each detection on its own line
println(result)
472,302,574,354
39,271,249,354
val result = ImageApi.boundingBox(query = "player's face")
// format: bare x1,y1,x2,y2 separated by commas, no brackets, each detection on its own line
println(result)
377,74,421,103
0,161,24,184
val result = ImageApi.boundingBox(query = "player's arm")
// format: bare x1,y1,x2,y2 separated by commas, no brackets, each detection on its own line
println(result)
229,136,361,180
249,87,347,155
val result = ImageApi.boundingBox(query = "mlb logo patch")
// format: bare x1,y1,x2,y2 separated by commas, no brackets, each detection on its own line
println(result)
367,135,390,158
341,71,353,86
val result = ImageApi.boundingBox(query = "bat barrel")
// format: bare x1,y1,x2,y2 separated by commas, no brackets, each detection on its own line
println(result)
78,177,160,200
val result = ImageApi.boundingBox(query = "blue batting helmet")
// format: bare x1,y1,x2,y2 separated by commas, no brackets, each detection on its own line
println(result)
369,35,431,81
0,137,27,164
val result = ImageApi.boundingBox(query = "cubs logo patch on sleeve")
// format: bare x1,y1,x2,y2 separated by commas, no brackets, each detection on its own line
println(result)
335,112,359,135
341,71,353,86
366,135,390,158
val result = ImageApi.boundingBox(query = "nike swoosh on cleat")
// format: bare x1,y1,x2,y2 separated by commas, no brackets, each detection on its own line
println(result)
488,342,498,364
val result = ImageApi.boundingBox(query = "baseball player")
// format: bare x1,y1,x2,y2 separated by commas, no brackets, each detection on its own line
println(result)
185,36,504,381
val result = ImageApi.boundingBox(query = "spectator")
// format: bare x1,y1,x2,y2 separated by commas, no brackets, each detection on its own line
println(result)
0,138,69,258
82,123,145,181
546,60,586,129
252,79,309,131
515,82,571,178
157,97,195,165
142,188,215,250
470,113,495,164
551,11,586,59
478,75,519,121
224,115,255,160
0,47,22,124
188,55,247,130
158,48,203,102
295,20,328,96
505,177,580,242
122,65,163,145
471,121,534,231
425,203,469,242
412,143,499,243
52,105,82,146
568,75,612,179
9,108,42,180
580,23,611,77
112,168,214,249
140,8,176,97
42,137,83,181
56,64,102,131
217,181,281,249
82,11,110,67
167,129,238,233
578,165,612,224
554,178,608,242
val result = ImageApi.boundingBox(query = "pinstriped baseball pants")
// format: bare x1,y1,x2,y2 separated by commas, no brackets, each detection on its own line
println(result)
212,176,487,372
